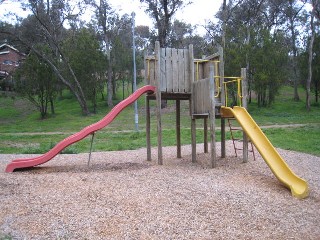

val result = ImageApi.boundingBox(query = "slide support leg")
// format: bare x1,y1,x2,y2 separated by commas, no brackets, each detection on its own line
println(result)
88,132,95,167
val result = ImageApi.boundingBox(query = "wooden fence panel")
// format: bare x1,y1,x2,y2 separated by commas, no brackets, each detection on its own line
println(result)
192,78,212,114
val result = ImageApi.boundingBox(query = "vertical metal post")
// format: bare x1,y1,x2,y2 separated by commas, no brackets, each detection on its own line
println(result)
132,12,139,132
88,132,95,167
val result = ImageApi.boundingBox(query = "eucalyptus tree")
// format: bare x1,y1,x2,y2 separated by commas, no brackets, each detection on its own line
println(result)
91,0,115,107
15,51,58,119
281,0,307,101
91,1,135,106
205,0,292,106
1,0,92,115
63,27,106,113
140,0,189,47
305,0,320,110
167,19,207,58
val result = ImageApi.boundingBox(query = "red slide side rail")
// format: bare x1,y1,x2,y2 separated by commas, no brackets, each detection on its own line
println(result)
5,85,156,172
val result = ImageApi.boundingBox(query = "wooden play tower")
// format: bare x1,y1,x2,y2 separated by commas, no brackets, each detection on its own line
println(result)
144,41,249,168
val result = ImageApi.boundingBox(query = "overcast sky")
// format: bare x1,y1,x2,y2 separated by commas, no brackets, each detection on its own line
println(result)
108,0,222,29
0,0,223,35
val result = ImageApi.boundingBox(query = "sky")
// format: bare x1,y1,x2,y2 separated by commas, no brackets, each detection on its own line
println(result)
108,0,223,33
0,0,223,35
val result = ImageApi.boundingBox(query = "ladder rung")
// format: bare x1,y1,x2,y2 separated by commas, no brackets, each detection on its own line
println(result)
230,127,242,131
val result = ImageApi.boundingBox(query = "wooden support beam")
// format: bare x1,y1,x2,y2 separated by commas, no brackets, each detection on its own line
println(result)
204,118,208,153
146,96,151,161
176,100,181,158
209,64,216,168
241,68,248,163
155,41,163,165
221,118,226,158
191,118,196,163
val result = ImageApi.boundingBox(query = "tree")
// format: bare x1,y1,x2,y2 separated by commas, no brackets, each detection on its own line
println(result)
312,35,320,103
1,0,91,115
63,27,106,113
140,0,187,47
306,2,316,110
282,0,306,101
250,29,289,106
91,0,115,107
15,51,58,119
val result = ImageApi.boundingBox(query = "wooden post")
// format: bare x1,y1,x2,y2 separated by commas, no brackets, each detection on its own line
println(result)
204,118,208,153
221,119,226,158
189,44,196,163
219,46,226,159
155,41,163,165
191,118,196,163
191,83,196,163
241,68,248,163
176,100,181,158
146,96,151,161
189,44,194,89
209,63,216,168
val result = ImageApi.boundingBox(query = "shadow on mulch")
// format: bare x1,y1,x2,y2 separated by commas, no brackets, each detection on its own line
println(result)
12,162,152,174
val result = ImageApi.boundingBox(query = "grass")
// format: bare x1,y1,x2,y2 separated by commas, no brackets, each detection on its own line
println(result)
0,85,319,156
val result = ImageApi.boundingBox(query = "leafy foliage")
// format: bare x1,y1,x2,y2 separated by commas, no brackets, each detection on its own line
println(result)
15,50,58,119
63,28,106,113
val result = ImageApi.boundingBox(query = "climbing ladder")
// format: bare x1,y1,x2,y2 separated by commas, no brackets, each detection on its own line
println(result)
227,118,256,160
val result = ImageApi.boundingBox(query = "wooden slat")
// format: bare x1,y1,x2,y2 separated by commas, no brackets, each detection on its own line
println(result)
184,48,189,92
150,60,156,86
160,48,166,91
178,49,185,92
172,49,179,92
166,48,173,92
188,45,194,92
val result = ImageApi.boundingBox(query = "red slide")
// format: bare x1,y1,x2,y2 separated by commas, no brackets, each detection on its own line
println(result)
5,85,156,173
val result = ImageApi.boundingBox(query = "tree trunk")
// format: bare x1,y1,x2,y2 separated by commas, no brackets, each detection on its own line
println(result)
288,1,300,101
315,81,319,103
306,8,315,111
107,62,113,107
50,96,55,115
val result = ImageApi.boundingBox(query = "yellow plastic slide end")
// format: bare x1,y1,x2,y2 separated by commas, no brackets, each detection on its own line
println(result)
220,106,309,199
290,180,309,199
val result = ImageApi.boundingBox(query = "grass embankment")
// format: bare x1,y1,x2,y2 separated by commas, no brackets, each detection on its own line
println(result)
0,86,319,156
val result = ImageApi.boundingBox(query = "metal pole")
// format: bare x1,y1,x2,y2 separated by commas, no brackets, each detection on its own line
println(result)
87,132,95,167
132,12,139,132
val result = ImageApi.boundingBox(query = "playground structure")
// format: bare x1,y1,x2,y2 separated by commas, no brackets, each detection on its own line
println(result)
144,41,308,199
145,41,248,167
5,41,308,199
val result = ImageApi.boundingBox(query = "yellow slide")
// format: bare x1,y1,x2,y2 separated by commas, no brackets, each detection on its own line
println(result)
221,106,309,199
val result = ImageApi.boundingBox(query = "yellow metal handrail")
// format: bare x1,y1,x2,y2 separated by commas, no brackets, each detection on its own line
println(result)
194,59,220,81
223,77,243,107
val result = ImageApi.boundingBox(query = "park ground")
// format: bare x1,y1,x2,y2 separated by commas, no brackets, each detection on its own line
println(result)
0,142,320,239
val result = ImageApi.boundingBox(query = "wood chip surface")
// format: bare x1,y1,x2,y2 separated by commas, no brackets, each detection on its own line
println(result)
0,141,319,239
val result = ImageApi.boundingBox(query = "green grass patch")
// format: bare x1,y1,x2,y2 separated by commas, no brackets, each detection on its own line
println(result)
0,85,319,156
262,125,320,156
